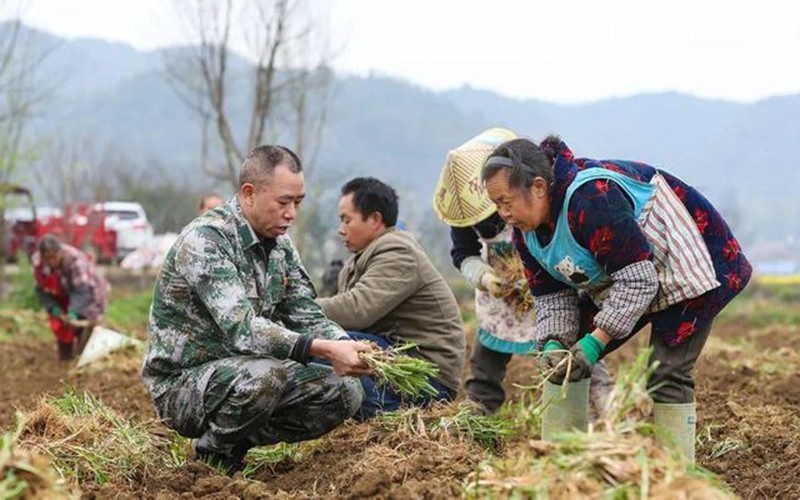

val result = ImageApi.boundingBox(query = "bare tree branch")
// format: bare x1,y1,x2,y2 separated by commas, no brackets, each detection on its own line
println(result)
0,8,59,272
166,0,334,192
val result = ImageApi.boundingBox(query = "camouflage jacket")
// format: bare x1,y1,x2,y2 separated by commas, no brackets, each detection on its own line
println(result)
142,197,346,399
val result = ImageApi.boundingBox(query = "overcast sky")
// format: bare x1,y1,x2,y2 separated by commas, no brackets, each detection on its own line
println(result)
3,0,799,103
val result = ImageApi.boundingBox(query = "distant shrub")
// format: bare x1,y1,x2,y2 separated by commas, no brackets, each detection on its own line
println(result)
5,254,40,311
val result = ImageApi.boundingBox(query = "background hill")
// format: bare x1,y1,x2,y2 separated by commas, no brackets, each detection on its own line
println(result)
8,22,798,255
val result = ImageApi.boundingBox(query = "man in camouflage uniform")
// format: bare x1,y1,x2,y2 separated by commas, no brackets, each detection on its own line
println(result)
142,145,372,474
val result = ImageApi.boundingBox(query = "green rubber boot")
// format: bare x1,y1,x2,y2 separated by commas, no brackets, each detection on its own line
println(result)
541,379,589,440
653,402,696,463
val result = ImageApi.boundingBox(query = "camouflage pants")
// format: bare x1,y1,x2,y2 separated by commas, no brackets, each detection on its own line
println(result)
154,357,363,456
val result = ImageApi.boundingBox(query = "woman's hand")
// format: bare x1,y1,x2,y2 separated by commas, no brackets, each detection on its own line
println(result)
547,334,606,383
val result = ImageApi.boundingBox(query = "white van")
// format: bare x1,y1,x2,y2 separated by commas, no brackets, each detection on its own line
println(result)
94,202,154,258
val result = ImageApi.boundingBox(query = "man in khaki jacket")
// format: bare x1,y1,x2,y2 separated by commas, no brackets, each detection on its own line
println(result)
318,177,465,419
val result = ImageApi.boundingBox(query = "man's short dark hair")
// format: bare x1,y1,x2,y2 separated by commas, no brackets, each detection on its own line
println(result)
39,234,62,254
239,145,303,187
341,177,399,227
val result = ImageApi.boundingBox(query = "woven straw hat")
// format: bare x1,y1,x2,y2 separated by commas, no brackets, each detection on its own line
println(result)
433,127,517,227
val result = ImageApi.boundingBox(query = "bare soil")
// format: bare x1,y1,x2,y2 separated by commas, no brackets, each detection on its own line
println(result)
0,340,70,428
2,318,798,498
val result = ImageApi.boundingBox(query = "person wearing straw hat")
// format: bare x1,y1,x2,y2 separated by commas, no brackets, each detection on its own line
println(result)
433,128,613,416
481,135,752,462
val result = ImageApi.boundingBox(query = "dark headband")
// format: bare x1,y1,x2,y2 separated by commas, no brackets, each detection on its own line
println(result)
484,156,539,172
483,156,517,169
484,153,554,186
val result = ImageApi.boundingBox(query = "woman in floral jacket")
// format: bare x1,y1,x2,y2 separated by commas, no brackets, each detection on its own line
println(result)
481,136,751,462
433,128,613,417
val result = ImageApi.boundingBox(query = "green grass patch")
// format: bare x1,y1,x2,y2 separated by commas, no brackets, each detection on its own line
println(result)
3,255,40,311
731,348,798,376
466,349,733,499
165,429,192,468
709,438,744,460
1,417,71,499
718,292,800,327
242,442,301,477
752,278,800,301
0,308,51,342
20,387,172,488
104,291,152,336
0,256,51,342
376,402,514,452
432,405,515,450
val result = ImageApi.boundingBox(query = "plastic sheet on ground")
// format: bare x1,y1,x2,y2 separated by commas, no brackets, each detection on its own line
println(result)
120,233,178,270
77,326,142,368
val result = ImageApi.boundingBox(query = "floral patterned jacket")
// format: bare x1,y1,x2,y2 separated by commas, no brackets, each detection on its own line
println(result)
513,141,752,347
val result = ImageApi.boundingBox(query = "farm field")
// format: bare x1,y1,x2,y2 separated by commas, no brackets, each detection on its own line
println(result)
1,284,798,498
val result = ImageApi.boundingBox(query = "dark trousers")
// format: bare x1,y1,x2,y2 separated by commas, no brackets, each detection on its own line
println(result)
465,341,512,414
599,312,713,405
56,325,92,361
345,331,456,421
154,358,362,457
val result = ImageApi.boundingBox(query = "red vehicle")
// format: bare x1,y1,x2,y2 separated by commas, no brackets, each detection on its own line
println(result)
63,203,118,263
2,183,118,263
2,183,41,260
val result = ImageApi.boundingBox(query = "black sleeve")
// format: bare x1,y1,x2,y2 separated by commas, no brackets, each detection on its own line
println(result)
288,334,313,365
36,285,60,313
450,226,482,270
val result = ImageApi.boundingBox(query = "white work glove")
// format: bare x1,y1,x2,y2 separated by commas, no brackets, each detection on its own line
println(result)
480,271,503,296
460,256,502,295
